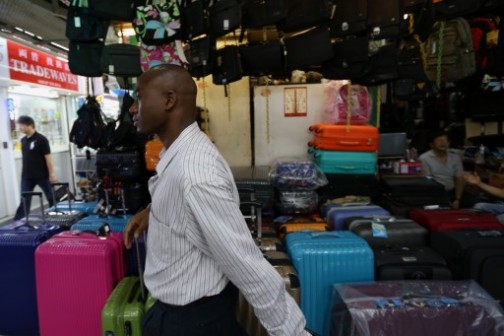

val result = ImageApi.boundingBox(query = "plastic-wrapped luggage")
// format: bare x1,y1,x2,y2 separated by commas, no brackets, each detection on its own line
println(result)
269,158,328,190
328,280,504,336
286,231,374,335
0,223,62,336
277,190,319,215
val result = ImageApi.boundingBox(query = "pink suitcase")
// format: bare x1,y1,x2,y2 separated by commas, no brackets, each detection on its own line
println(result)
35,229,125,336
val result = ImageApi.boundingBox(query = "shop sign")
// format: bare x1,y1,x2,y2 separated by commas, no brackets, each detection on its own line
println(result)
1,37,78,91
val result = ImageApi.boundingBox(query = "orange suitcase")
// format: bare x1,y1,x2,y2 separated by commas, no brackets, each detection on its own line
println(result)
308,124,379,152
276,216,328,238
145,138,164,171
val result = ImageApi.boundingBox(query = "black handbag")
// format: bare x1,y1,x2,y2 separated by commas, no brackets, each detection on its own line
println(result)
69,41,104,77
101,44,142,77
330,0,368,37
367,0,401,39
66,6,109,42
355,43,399,86
89,0,142,21
212,45,243,85
242,0,287,28
187,35,216,78
321,37,371,80
279,0,331,33
239,40,285,76
284,27,333,71
181,0,210,40
209,0,242,37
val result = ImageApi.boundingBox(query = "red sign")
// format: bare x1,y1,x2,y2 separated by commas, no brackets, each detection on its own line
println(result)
7,39,79,91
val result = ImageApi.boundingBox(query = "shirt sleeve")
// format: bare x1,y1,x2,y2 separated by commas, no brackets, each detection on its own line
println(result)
419,156,431,175
453,155,464,177
41,136,51,155
186,180,307,336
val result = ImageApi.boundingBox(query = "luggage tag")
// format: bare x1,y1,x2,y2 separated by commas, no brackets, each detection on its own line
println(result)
372,221,388,238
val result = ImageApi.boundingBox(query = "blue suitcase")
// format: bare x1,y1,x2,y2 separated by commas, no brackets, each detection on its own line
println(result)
49,200,99,214
71,214,132,232
0,223,62,335
326,205,390,230
286,231,374,335
309,149,377,175
321,202,371,219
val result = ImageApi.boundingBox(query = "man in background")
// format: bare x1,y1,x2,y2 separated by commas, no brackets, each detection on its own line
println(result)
419,130,465,209
13,116,57,220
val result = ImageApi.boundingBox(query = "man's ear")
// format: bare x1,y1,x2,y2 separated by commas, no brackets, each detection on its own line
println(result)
164,90,177,111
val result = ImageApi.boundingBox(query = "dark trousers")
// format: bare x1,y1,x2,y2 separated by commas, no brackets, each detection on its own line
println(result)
14,177,54,220
142,283,248,336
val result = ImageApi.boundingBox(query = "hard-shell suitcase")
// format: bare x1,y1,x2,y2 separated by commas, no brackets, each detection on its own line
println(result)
322,201,371,219
276,215,328,238
380,194,451,217
0,223,61,336
49,200,99,214
71,214,132,232
45,183,87,226
431,229,504,304
329,280,504,336
145,138,164,171
310,149,377,175
236,252,300,336
102,276,146,336
309,124,379,152
35,229,125,336
286,231,374,335
374,246,453,280
381,176,447,197
346,216,429,248
327,204,390,230
409,209,503,231
257,237,284,252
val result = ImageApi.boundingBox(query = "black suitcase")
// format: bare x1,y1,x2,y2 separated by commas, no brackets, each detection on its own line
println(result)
367,0,402,38
101,44,142,77
379,194,450,217
374,246,453,280
346,216,429,248
431,229,504,304
317,174,380,202
330,0,368,37
381,176,447,197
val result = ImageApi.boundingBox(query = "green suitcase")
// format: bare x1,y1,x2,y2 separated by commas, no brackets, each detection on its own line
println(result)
102,276,146,336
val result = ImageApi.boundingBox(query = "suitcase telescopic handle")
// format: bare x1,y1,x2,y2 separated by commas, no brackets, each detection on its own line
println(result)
338,141,360,146
241,201,262,239
21,191,45,224
51,182,71,212
135,234,147,302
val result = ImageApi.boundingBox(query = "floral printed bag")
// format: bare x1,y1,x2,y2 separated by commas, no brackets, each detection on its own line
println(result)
133,0,181,45
140,41,189,71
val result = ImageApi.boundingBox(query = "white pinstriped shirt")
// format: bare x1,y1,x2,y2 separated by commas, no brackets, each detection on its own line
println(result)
145,122,308,336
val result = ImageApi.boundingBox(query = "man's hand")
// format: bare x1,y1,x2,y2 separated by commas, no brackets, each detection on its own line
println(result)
49,174,57,184
451,199,460,209
124,206,150,249
463,172,481,186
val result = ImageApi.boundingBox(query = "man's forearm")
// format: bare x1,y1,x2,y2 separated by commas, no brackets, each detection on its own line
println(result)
477,181,504,199
455,176,465,200
45,154,55,177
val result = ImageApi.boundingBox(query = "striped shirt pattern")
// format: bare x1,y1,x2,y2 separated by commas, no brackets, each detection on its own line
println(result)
145,122,308,336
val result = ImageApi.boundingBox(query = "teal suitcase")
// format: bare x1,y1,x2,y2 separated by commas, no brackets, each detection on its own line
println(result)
102,276,146,336
309,149,377,175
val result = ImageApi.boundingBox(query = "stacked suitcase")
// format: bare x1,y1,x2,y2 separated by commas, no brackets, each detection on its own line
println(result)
308,123,380,206
379,176,451,216
344,215,452,281
231,165,275,213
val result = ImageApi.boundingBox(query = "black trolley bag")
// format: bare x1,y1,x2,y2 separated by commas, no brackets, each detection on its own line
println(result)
22,191,83,229
345,215,429,248
374,245,453,280
431,229,504,304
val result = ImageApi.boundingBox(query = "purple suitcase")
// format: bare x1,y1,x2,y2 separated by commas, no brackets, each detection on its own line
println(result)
327,204,390,230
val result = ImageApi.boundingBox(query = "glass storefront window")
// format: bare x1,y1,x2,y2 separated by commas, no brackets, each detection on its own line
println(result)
8,89,69,153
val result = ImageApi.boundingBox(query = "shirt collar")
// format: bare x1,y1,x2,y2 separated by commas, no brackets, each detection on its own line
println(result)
155,122,200,175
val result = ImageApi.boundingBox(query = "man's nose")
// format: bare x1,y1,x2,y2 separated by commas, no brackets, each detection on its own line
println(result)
129,100,138,113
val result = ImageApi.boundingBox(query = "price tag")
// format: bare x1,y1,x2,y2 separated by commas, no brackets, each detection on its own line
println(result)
74,16,81,28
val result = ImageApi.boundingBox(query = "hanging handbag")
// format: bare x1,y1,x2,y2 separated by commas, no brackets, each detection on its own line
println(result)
101,44,143,76
66,0,109,42
279,0,331,33
186,35,216,78
69,41,104,77
133,0,182,45
242,0,287,29
239,40,285,76
140,41,189,71
284,27,334,71
90,0,142,21
321,37,371,81
209,0,242,37
181,0,210,40
212,45,243,85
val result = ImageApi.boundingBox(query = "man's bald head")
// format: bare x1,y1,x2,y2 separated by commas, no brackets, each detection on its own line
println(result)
141,64,197,100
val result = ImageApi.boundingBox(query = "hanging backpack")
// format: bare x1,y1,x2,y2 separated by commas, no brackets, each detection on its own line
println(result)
424,18,476,83
103,93,138,150
70,96,106,149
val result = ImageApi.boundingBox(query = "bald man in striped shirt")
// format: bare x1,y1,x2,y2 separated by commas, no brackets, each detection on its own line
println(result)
125,65,311,336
